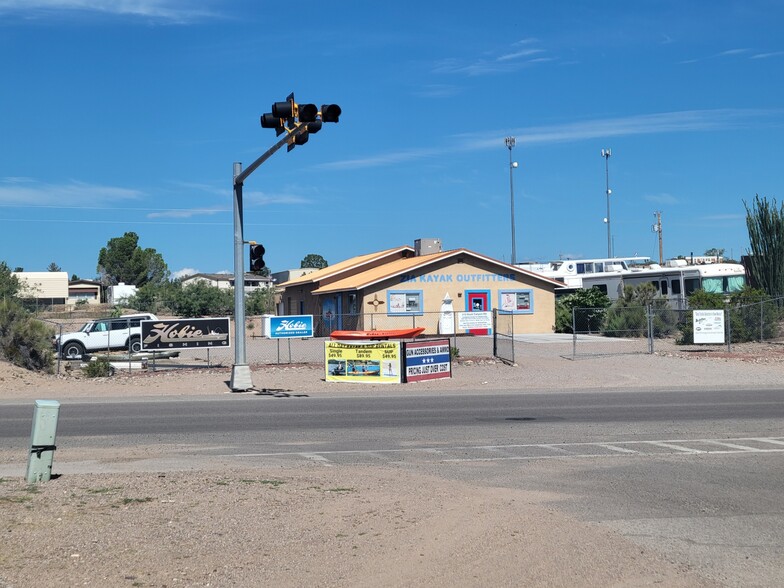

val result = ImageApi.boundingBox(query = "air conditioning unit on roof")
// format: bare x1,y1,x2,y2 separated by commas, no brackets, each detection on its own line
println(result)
414,238,442,256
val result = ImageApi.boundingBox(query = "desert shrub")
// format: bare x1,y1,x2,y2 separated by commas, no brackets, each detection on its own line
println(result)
555,288,611,333
82,357,114,378
727,288,780,343
0,299,55,372
602,283,677,338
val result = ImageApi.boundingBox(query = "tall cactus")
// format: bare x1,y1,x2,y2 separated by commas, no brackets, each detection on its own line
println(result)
744,194,784,297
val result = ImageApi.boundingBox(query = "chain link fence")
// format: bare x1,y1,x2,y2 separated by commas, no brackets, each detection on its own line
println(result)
493,309,515,364
570,297,784,359
34,298,784,372
37,311,500,374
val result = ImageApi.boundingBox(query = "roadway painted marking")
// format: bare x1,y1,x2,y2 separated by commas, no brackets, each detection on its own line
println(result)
701,440,759,451
598,444,639,454
645,441,706,454
299,452,333,467
755,438,784,447
230,437,784,464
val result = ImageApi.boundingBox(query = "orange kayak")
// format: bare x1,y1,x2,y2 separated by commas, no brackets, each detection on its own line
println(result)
330,328,425,340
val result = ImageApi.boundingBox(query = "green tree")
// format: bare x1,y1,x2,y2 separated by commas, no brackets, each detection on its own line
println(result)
301,253,328,269
172,282,233,317
744,194,784,296
0,262,22,300
47,262,62,272
246,286,276,315
97,232,170,287
704,248,724,259
554,288,611,333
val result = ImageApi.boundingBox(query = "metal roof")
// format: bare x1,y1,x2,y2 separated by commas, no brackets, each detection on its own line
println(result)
278,245,416,287
311,248,565,294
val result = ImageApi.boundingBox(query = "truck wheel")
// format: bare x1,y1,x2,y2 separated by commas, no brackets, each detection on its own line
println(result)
62,341,86,359
129,337,142,354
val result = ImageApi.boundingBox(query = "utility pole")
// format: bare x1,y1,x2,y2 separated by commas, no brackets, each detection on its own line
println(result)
601,148,612,257
652,211,663,264
505,137,518,265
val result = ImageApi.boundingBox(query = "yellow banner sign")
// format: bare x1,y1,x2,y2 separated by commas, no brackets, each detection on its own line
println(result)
325,341,402,384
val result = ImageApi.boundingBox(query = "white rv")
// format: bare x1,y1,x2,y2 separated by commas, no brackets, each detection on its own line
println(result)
518,257,746,309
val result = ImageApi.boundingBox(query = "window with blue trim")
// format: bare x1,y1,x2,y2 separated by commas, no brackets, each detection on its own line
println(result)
388,290,423,315
499,289,534,314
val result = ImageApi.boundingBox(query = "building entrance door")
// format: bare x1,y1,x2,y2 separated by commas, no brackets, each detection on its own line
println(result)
465,290,491,335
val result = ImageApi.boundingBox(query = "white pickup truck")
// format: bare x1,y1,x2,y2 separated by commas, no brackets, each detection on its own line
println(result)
54,313,158,359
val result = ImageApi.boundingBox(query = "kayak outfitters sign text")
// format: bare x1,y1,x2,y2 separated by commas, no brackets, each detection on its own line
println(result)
141,318,231,350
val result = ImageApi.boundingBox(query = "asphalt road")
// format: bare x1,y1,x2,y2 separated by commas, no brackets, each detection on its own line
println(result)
2,387,784,586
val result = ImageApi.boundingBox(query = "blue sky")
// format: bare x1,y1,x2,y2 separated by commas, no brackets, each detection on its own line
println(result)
1,1,782,280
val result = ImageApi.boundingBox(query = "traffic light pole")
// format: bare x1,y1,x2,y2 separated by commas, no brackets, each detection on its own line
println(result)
230,126,308,391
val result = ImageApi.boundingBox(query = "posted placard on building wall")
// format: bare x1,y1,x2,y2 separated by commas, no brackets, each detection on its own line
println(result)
141,318,231,350
325,341,402,384
693,309,725,344
457,311,493,330
404,339,452,382
267,315,314,338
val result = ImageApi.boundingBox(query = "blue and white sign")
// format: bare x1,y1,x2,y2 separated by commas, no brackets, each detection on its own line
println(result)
268,315,314,339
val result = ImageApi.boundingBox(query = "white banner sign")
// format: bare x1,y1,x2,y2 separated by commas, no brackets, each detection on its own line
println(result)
693,309,725,344
457,311,493,330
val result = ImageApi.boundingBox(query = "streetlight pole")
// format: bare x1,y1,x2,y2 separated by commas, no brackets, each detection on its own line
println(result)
601,148,612,258
505,136,518,265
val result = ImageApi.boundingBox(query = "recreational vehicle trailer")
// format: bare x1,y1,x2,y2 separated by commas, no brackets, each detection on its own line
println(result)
518,257,746,309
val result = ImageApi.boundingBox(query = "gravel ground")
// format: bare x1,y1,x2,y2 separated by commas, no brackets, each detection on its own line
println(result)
2,344,782,587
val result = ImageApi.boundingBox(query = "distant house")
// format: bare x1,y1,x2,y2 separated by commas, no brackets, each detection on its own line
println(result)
181,273,275,292
271,268,318,285
12,272,69,306
68,279,102,306
107,283,138,305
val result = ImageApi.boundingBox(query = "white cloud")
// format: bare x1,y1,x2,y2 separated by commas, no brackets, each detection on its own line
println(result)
644,193,679,205
146,206,226,219
0,0,219,22
432,40,552,76
323,108,781,171
172,267,198,279
0,177,142,206
244,190,313,206
751,51,784,59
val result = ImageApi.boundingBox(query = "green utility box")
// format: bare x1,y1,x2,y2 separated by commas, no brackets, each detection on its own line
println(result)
26,400,61,483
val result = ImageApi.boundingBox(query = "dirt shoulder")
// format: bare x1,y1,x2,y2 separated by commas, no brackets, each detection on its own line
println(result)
1,467,712,588
3,341,784,401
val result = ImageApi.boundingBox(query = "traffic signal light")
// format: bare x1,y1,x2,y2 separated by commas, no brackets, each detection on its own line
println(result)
321,104,341,123
298,103,318,123
260,95,296,135
249,244,265,272
260,94,340,151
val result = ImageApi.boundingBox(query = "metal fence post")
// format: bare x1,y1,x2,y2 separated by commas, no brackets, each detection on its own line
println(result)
647,305,654,354
571,307,577,360
726,306,732,353
760,301,764,342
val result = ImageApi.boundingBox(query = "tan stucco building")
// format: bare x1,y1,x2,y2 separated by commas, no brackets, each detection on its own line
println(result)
277,245,562,336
